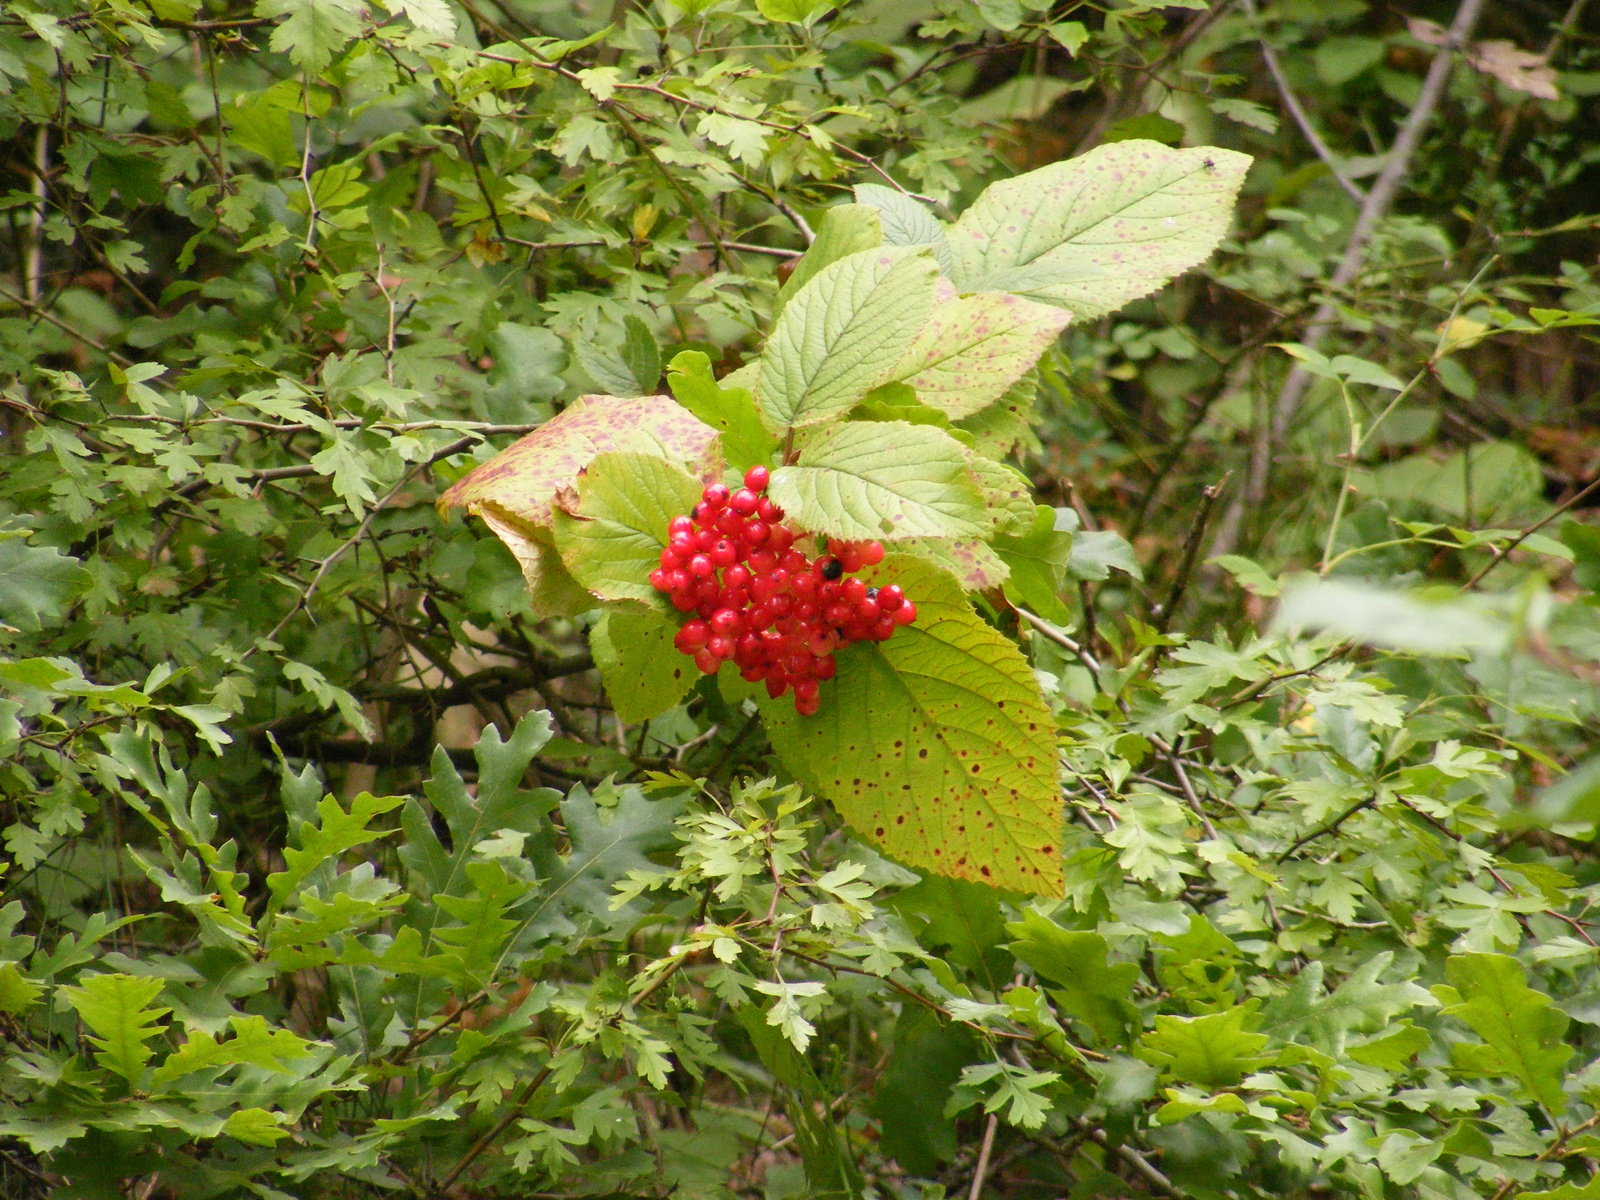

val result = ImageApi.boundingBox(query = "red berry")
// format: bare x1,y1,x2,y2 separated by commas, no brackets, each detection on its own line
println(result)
747,602,775,630
893,600,917,625
742,520,769,546
678,619,711,648
693,647,720,674
841,577,867,604
748,549,778,575
715,511,744,538
724,563,752,590
722,587,750,612
768,525,794,554
794,677,819,701
756,497,780,522
813,655,836,681
694,578,721,604
736,632,763,662
856,597,881,622
871,616,896,641
669,515,695,537
695,528,717,553
710,539,739,568
666,567,691,592
751,574,779,603
649,568,669,592
838,545,865,573
744,465,770,492
696,600,718,620
768,593,793,619
877,585,904,613
710,608,742,636
672,591,698,612
807,631,837,656
861,541,885,566
688,554,714,578
708,635,736,660
730,488,759,516
703,483,730,509
766,676,790,699
740,664,764,683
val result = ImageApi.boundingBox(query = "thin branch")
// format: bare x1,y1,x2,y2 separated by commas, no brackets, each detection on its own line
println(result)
1275,795,1377,862
1242,0,1366,203
0,284,133,366
968,1115,1000,1200
1154,475,1229,636
1464,474,1600,588
432,1065,553,1195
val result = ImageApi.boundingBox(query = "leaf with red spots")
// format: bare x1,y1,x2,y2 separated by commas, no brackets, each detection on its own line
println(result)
437,394,721,615
947,140,1251,320
894,292,1071,418
757,557,1062,896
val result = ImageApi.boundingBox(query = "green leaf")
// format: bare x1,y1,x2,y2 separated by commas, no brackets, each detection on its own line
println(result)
1007,910,1138,1044
590,606,693,724
484,323,567,424
773,204,883,320
756,557,1063,894
257,0,364,75
1136,1006,1273,1088
267,791,406,910
622,316,662,393
853,184,946,261
59,973,171,1084
1274,580,1508,656
891,875,1014,987
893,292,1071,418
432,859,528,985
151,1015,313,1089
0,536,89,633
871,1006,980,1174
666,350,778,472
440,393,720,615
997,506,1074,622
1559,518,1600,592
755,0,827,24
1440,953,1573,1111
1066,527,1143,581
1102,113,1186,146
221,1108,291,1147
757,247,939,433
0,964,42,1014
1209,553,1280,597
551,451,705,604
769,422,988,542
946,141,1251,319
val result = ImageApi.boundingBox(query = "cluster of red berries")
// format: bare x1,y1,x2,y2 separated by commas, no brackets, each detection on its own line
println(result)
649,465,917,716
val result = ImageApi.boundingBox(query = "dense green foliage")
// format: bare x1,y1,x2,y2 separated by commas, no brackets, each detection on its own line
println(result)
1,1,1599,1198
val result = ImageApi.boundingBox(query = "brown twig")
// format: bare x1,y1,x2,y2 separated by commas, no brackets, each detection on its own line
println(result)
1154,475,1229,636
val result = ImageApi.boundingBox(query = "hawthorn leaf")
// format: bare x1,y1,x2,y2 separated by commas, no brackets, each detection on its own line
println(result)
757,247,939,433
769,421,988,542
1136,1006,1273,1088
550,451,705,604
997,506,1074,622
666,350,777,472
1007,911,1138,1044
1440,953,1573,1111
756,557,1062,895
591,606,694,723
258,0,363,74
0,537,89,633
773,204,883,320
59,973,171,1084
894,292,1071,418
947,140,1251,319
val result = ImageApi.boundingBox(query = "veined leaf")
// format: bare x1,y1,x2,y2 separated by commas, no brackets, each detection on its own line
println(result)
894,292,1071,418
151,1015,314,1090
1440,952,1572,1111
997,506,1074,622
1136,1006,1273,1088
757,247,939,433
551,451,705,604
59,973,171,1084
895,537,1009,590
666,350,777,472
769,422,988,542
591,607,694,723
854,183,947,261
267,791,406,910
438,394,720,615
259,0,364,75
773,204,883,320
757,558,1062,895
947,140,1251,319
1008,911,1138,1044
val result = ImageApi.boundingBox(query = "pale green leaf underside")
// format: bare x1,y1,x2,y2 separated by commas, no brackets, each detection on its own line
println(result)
895,292,1071,418
769,421,988,542
947,140,1252,319
757,247,939,433
591,607,694,723
757,557,1062,895
551,451,704,604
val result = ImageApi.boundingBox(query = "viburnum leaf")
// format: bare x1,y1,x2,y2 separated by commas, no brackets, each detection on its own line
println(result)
895,537,1009,590
947,140,1251,319
956,372,1039,459
894,292,1072,418
769,421,988,542
1439,952,1573,1111
854,183,947,262
438,394,721,615
755,557,1062,895
591,606,694,723
757,247,939,433
666,350,777,472
773,204,883,320
1136,1006,1274,1088
551,451,704,604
